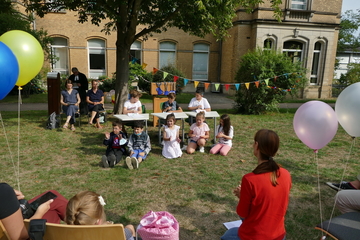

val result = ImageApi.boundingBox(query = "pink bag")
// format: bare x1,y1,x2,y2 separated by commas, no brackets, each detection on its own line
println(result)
137,211,179,240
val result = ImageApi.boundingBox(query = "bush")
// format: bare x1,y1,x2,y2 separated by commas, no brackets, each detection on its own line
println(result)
98,75,115,92
235,48,307,114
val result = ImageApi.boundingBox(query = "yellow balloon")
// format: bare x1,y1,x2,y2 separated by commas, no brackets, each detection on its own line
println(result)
0,30,44,86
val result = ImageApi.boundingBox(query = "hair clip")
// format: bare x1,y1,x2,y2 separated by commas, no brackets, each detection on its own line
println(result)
98,196,106,206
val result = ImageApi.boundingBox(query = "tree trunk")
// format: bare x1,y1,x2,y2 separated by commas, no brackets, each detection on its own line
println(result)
113,32,131,114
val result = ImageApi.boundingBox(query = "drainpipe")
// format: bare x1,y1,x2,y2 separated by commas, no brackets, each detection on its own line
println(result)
217,39,223,93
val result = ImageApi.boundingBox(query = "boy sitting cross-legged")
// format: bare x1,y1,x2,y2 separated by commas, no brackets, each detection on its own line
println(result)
125,121,151,170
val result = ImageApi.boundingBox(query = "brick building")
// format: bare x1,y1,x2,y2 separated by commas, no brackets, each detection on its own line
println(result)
15,0,342,98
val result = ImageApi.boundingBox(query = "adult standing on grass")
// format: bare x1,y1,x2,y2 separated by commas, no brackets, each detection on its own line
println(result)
68,67,89,115
60,80,81,131
221,129,292,240
87,80,105,129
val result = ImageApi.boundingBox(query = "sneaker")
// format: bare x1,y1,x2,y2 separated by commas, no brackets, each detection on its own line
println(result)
102,155,109,168
131,157,139,169
199,147,205,153
326,181,356,191
125,157,133,170
109,155,116,168
181,145,188,151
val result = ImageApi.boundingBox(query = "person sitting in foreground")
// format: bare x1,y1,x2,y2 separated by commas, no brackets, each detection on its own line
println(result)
221,129,292,240
0,183,68,240
65,191,135,240
326,174,360,191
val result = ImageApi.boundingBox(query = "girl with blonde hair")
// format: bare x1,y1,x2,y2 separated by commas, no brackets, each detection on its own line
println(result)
65,191,135,240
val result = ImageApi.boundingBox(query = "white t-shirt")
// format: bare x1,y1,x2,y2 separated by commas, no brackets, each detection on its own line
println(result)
188,97,211,111
123,100,142,113
215,125,234,147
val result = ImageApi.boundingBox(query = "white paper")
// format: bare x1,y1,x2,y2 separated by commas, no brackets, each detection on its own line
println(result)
223,220,242,229
127,113,140,118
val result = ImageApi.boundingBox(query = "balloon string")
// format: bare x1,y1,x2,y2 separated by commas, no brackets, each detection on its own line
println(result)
17,87,22,191
0,113,20,190
325,137,355,233
315,151,324,238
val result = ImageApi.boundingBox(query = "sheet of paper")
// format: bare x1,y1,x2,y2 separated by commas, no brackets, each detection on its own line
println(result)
127,113,140,118
223,220,242,229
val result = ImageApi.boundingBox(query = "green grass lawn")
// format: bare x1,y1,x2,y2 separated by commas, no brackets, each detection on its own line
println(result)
0,108,358,239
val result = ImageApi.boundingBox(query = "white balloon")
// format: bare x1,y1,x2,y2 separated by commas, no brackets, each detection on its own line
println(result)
335,82,360,137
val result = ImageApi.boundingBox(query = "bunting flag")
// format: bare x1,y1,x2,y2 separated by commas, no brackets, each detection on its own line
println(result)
235,84,240,91
215,83,220,91
204,82,210,90
255,81,259,88
225,84,230,91
274,76,278,82
141,63,147,69
284,73,288,79
163,71,169,80
153,68,158,75
245,83,250,90
194,81,200,88
173,76,179,82
253,75,257,81
184,79,189,86
265,79,269,86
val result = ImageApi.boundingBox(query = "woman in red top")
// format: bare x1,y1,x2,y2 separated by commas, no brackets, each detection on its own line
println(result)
221,129,291,240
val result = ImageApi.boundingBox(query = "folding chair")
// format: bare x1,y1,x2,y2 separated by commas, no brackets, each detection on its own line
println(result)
0,221,10,240
315,212,360,240
60,111,81,127
23,219,127,240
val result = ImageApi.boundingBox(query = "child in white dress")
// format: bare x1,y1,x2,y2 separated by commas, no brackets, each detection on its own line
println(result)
162,114,182,159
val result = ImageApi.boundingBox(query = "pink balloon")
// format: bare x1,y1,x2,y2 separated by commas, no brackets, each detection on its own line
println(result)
293,101,338,150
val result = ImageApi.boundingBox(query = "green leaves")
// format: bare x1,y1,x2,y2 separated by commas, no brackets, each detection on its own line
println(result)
234,48,307,114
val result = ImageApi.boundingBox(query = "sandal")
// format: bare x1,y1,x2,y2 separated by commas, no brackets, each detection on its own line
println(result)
63,124,68,129
71,126,76,131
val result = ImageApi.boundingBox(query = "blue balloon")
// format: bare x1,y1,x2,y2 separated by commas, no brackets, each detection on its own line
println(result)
0,42,19,100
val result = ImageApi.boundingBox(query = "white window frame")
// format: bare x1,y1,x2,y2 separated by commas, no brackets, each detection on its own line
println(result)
283,41,304,64
192,43,209,81
130,40,142,64
87,39,106,79
291,0,307,10
50,37,68,75
310,42,322,85
159,41,176,69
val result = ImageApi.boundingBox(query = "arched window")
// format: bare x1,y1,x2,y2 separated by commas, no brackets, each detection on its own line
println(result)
50,37,68,75
310,42,322,85
264,39,273,50
283,41,303,63
130,40,142,64
88,39,106,78
159,41,176,68
192,43,209,81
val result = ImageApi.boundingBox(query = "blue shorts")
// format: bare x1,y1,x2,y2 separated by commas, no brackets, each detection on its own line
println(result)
130,149,147,160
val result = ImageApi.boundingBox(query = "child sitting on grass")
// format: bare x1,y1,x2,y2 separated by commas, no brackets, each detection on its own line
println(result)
187,112,210,154
210,114,234,156
162,114,182,159
102,120,128,168
125,121,151,169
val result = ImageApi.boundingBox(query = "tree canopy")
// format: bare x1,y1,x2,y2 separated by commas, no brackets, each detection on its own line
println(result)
25,0,282,114
338,9,360,52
